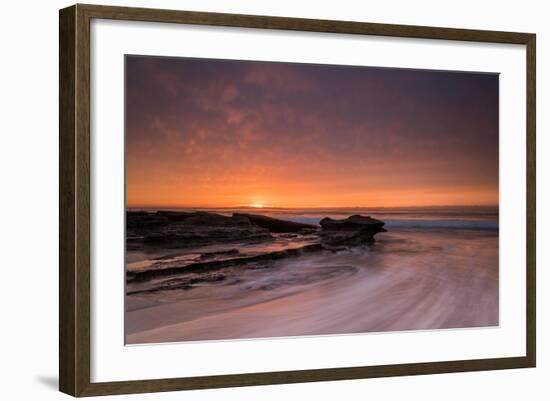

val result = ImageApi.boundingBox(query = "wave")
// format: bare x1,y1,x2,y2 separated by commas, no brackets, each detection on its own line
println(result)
284,216,498,231
385,219,498,231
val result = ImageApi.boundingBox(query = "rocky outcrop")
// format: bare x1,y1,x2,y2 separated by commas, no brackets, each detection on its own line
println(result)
127,210,386,256
127,211,272,249
233,213,317,233
128,243,324,283
320,215,386,247
127,211,170,229
126,211,388,285
199,248,240,260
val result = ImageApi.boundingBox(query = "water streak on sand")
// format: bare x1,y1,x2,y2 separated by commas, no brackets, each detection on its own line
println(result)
125,208,499,344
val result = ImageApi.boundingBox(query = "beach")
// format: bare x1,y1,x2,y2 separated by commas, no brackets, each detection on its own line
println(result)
125,207,498,344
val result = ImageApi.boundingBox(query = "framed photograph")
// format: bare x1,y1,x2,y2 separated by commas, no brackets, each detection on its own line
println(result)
59,4,536,397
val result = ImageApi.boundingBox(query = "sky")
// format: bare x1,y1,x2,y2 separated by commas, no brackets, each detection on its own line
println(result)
126,55,499,209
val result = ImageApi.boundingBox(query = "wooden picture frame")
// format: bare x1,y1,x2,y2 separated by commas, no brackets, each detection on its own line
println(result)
59,3,536,397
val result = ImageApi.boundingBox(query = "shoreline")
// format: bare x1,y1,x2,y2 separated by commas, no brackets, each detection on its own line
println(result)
124,209,499,344
126,228,499,344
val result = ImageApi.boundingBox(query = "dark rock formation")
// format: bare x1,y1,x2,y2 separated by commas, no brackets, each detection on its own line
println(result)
128,243,324,282
127,211,170,229
155,210,194,222
127,274,227,295
320,215,386,247
125,211,389,287
183,212,250,226
199,248,240,260
233,213,317,233
127,211,272,249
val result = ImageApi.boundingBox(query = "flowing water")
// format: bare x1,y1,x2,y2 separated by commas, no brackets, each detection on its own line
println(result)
125,206,498,344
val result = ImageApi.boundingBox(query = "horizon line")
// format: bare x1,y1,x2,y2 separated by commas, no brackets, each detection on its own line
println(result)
126,204,499,210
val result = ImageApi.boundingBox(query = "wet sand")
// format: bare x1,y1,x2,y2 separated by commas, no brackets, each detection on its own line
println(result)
126,229,498,344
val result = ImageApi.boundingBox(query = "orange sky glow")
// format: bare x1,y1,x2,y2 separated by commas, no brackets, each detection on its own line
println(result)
126,56,499,209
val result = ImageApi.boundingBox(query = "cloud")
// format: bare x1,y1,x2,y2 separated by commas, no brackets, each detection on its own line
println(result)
125,56,498,207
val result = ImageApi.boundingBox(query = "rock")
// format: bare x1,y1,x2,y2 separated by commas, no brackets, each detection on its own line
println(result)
298,227,320,235
155,210,194,222
129,243,324,282
320,214,385,231
320,215,386,247
127,274,227,295
233,213,317,233
127,211,150,217
184,212,251,226
127,211,169,229
128,211,272,249
199,248,240,260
